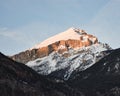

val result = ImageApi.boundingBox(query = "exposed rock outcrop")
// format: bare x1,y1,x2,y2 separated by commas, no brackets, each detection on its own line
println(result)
11,28,98,64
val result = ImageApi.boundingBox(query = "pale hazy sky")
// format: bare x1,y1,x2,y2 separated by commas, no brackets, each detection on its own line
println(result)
0,0,120,55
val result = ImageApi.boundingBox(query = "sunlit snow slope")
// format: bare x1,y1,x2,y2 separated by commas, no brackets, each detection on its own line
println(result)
31,27,98,49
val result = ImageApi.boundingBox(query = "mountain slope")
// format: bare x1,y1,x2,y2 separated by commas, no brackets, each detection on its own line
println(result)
0,52,81,96
68,48,120,96
27,43,111,80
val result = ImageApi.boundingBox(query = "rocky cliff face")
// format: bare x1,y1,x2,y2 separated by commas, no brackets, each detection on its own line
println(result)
11,28,98,64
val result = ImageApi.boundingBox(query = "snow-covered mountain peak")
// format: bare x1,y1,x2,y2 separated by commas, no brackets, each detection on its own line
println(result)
11,27,112,80
31,27,96,50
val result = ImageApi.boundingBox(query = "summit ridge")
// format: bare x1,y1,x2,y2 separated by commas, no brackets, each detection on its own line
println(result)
31,27,98,49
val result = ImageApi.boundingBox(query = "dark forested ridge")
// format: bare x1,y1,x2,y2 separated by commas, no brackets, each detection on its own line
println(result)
68,48,120,96
0,52,81,96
